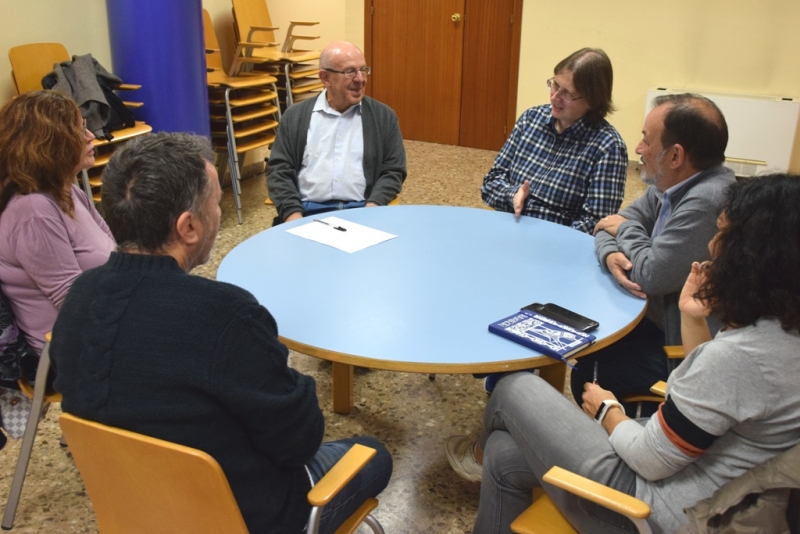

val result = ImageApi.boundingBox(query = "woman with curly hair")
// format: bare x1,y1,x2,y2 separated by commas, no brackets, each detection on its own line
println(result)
0,91,115,356
469,173,800,533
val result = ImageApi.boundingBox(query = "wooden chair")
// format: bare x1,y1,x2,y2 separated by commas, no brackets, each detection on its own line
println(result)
230,0,324,110
512,448,800,534
7,42,152,204
59,413,385,534
204,9,281,224
510,467,652,534
2,333,62,530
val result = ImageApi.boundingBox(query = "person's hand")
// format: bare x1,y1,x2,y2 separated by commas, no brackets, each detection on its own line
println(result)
594,214,628,236
581,382,618,418
679,261,712,319
284,212,303,223
606,252,646,298
513,181,531,219
366,202,379,207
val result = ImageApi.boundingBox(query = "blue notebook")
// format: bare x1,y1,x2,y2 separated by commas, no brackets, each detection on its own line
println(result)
488,310,596,366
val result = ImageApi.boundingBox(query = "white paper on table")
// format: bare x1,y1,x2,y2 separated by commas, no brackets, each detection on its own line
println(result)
285,216,397,253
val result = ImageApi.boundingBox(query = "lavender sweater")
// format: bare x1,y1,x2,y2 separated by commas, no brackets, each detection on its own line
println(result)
0,185,115,354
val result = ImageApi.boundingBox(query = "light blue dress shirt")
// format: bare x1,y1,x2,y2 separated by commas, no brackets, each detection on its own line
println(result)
297,90,366,202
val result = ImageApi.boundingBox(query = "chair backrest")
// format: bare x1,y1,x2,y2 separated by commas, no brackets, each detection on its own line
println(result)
8,43,70,95
231,0,277,46
59,413,249,534
202,9,225,71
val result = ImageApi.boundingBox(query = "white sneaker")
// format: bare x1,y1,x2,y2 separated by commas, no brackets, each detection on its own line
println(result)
446,435,482,482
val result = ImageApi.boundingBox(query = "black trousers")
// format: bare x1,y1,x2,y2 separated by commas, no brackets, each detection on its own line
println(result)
570,317,668,418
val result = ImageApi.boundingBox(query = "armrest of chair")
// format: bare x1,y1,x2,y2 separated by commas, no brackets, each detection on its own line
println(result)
542,466,651,520
247,26,280,42
663,346,685,359
649,381,667,397
118,83,142,91
288,20,319,26
307,444,377,507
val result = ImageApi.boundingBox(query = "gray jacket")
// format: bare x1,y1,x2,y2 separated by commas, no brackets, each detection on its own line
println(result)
595,164,735,343
267,95,407,221
680,442,800,533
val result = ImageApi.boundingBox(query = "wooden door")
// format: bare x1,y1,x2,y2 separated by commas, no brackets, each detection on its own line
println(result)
369,0,465,145
366,0,522,150
459,0,521,150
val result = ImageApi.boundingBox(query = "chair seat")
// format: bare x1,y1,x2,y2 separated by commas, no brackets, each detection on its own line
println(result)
511,494,577,534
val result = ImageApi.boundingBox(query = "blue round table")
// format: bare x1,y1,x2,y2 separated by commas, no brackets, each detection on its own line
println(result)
218,205,646,413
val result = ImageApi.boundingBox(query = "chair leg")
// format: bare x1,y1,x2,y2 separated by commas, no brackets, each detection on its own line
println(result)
363,514,385,534
2,344,53,530
223,87,243,225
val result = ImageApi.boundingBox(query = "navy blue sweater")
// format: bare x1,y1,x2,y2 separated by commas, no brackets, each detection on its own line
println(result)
51,252,324,533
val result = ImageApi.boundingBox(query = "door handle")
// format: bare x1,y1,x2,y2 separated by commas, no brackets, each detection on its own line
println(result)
451,13,461,22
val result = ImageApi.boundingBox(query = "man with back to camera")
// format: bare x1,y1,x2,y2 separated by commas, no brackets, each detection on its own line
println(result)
49,133,393,534
267,40,406,224
570,93,736,415
481,48,629,233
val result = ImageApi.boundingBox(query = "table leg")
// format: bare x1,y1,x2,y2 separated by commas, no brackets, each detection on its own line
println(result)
537,362,567,392
331,362,354,414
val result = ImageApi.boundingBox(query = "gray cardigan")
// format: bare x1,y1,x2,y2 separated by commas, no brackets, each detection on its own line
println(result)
595,164,735,343
267,95,407,221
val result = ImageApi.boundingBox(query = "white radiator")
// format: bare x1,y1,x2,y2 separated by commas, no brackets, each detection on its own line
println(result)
645,88,800,177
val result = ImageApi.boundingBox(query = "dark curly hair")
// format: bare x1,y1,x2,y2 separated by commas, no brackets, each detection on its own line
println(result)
697,174,800,331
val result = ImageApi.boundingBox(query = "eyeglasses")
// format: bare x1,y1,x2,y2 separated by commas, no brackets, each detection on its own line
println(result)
324,66,372,79
546,78,583,103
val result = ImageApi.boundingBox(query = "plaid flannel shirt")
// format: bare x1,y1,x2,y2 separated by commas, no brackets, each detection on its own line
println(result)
481,105,628,234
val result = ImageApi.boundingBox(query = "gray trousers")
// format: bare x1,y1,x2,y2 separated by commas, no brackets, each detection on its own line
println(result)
474,372,640,533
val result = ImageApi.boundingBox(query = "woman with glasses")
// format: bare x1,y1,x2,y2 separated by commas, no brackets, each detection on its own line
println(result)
0,91,115,356
471,174,800,533
481,48,628,234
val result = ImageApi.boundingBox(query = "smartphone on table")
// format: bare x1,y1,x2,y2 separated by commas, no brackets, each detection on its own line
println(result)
522,302,599,332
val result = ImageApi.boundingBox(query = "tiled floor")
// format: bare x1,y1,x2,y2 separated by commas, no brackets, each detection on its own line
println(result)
0,140,646,533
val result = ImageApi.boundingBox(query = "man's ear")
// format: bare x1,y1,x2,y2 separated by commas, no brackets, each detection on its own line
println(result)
319,69,331,88
668,143,687,170
174,210,200,246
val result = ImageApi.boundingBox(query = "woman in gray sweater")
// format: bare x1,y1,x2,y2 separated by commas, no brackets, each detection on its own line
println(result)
470,173,800,534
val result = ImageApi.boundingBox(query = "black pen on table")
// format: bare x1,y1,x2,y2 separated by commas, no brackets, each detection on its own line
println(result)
593,361,599,384
313,218,347,232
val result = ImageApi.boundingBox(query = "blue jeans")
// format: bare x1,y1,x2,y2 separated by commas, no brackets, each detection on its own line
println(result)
570,318,668,417
305,436,392,534
302,200,367,217
474,372,639,534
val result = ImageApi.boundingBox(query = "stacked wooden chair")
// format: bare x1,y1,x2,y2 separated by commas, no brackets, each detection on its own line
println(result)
203,9,282,224
230,0,324,110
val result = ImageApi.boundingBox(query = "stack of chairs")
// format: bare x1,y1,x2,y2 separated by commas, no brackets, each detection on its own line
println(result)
8,43,152,205
203,9,282,224
230,0,324,111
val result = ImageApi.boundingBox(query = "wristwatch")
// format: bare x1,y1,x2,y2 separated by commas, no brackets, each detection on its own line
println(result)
594,399,624,425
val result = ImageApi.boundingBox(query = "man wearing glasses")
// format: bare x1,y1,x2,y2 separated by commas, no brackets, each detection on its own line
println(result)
268,41,406,224
481,48,628,234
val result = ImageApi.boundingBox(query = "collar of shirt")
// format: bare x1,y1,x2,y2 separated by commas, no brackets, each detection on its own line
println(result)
313,89,363,117
545,104,592,138
652,170,703,238
654,169,704,206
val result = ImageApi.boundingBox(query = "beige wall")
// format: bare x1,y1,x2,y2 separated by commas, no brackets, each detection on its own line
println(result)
0,0,112,101
2,0,799,158
516,0,800,154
